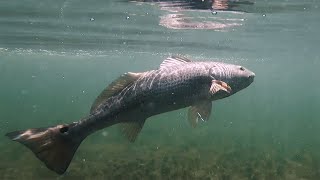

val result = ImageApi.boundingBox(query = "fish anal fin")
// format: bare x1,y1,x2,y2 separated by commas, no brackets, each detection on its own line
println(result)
188,101,212,128
90,72,144,113
210,80,231,94
160,55,192,69
119,119,146,142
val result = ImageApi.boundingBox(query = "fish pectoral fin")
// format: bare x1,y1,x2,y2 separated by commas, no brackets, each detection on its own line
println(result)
119,119,146,142
210,80,232,94
159,55,192,69
90,72,144,113
188,101,212,128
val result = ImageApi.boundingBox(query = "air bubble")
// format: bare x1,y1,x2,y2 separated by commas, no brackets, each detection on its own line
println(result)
102,131,109,137
32,105,38,112
21,90,28,95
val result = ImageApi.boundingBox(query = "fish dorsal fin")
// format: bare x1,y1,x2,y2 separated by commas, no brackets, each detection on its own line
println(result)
119,119,146,142
160,55,192,69
188,100,212,128
90,72,143,113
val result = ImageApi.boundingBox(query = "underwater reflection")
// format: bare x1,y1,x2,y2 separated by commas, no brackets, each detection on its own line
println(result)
131,0,255,11
212,0,254,11
159,13,243,30
155,0,248,30
130,0,253,30
212,0,230,10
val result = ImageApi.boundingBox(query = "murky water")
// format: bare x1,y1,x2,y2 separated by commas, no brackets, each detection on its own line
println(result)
1,0,320,179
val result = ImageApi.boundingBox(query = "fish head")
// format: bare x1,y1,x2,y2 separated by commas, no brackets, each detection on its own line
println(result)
208,62,255,95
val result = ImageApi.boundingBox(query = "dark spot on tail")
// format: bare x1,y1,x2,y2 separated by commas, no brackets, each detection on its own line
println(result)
59,126,69,134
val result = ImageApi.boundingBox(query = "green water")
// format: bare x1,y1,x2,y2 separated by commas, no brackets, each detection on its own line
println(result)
1,0,320,179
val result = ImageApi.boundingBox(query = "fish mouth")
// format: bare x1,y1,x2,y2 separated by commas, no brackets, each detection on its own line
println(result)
248,72,255,83
245,70,255,84
229,73,255,93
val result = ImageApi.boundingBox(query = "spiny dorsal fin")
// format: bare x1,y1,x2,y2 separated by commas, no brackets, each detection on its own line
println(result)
119,119,146,142
188,100,212,128
160,55,192,69
90,72,143,113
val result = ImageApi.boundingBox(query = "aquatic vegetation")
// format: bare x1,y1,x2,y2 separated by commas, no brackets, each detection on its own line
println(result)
2,137,320,179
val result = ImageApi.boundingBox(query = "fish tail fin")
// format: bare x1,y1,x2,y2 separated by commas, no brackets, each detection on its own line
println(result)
5,123,83,174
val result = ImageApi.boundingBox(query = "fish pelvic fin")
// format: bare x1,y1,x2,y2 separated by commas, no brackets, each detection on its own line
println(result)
188,100,212,128
5,123,83,175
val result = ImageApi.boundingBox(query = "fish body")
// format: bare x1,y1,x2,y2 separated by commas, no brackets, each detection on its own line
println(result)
5,56,255,174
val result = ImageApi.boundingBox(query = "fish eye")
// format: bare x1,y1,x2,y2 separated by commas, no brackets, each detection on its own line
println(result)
240,66,245,71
